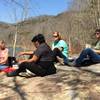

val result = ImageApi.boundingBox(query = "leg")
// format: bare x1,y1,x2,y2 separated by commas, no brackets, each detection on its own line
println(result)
75,48,100,66
53,48,64,61
18,62,47,76
81,59,93,66
52,48,68,64
7,62,47,77
18,62,56,76
7,56,17,67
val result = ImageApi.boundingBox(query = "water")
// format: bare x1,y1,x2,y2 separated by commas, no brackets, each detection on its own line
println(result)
8,47,24,57
8,47,30,59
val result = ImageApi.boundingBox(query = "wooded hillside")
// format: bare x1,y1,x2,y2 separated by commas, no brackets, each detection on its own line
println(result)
0,0,99,53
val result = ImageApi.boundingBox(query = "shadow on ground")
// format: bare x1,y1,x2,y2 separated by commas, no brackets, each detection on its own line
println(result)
0,64,100,100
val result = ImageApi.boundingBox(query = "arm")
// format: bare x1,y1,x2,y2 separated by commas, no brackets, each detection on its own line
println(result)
0,49,8,64
93,41,100,54
18,51,33,56
93,49,100,54
18,46,42,63
52,40,64,51
18,55,39,63
58,40,68,52
57,47,64,51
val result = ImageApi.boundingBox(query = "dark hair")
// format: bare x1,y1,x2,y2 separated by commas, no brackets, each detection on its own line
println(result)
31,34,45,43
95,29,100,33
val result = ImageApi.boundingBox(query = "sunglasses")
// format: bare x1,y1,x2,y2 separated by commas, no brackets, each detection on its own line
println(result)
95,32,100,35
53,35,58,38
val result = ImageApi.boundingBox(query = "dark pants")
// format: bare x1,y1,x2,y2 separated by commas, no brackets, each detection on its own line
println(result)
16,62,56,76
7,54,33,67
7,56,17,67
52,48,68,64
75,48,100,66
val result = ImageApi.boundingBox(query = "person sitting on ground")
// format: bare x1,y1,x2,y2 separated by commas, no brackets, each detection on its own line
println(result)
72,29,100,67
0,40,17,70
0,40,8,66
52,32,69,65
7,34,56,77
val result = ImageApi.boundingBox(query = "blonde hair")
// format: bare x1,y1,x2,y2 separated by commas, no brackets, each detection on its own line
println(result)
52,32,62,40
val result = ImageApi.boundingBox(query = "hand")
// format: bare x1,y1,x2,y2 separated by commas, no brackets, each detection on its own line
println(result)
17,52,25,56
85,44,91,48
18,59,27,64
93,49,100,54
0,60,7,65
58,47,63,51
0,61,5,65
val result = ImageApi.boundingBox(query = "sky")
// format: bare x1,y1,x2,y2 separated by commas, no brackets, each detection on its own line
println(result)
0,0,73,23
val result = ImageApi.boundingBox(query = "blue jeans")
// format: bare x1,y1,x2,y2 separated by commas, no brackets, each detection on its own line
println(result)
0,65,8,70
75,48,100,66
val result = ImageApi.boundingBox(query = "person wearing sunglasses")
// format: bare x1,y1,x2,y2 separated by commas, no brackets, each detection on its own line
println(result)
72,29,100,67
52,32,69,65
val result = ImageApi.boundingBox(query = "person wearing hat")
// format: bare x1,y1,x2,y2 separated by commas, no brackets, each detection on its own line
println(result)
7,34,56,77
72,29,100,67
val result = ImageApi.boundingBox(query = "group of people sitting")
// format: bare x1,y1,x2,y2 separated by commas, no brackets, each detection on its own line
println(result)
0,29,100,77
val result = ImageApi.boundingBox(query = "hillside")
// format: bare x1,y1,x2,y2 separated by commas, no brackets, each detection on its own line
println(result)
0,11,97,53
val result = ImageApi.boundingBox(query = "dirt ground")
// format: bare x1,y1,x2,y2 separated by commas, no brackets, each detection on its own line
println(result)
0,64,100,100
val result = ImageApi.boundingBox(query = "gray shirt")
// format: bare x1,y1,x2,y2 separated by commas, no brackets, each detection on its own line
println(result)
34,43,55,69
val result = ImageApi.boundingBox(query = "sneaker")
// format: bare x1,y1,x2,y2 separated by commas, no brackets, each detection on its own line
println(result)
68,60,81,67
66,60,77,67
19,72,36,78
19,72,29,77
64,61,74,67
